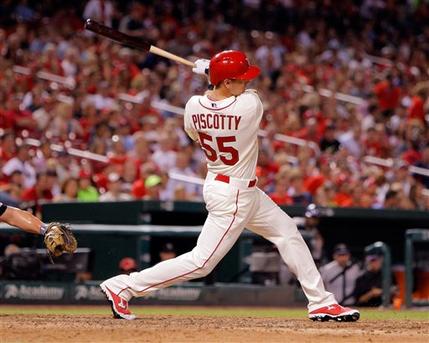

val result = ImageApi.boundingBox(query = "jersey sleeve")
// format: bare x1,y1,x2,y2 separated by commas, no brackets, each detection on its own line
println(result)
243,89,264,124
184,97,199,142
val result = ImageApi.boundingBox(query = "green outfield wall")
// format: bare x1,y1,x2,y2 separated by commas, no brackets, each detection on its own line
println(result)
42,200,429,264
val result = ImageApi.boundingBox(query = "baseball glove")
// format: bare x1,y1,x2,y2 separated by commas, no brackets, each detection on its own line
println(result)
44,222,77,259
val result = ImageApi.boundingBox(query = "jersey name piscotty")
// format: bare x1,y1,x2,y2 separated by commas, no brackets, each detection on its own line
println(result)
191,113,241,130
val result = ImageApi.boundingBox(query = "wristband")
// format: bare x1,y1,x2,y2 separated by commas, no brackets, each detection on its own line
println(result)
40,223,47,235
0,204,7,216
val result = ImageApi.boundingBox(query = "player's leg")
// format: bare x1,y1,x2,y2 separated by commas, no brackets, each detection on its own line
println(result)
101,183,254,319
246,188,334,309
246,189,359,321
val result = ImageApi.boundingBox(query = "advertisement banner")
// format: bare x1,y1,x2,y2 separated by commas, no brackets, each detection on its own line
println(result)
0,281,301,306
1,282,67,302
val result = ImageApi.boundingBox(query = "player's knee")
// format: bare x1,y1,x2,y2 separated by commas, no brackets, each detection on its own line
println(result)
191,250,218,276
197,267,209,278
198,265,212,277
274,215,298,236
270,218,300,247
285,217,299,234
191,251,207,269
272,235,288,251
191,263,213,278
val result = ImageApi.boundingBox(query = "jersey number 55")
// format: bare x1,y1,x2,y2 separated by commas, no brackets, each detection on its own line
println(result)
198,132,239,166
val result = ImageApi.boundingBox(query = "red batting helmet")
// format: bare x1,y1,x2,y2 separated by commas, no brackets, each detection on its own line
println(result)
209,50,260,85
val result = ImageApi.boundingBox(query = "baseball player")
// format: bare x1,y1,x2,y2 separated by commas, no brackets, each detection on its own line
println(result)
100,50,360,322
0,202,77,258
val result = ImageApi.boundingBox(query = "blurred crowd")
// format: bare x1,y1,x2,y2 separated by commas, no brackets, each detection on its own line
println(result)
0,0,429,213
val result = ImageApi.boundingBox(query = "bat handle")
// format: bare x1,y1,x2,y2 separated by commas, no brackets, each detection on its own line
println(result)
149,46,195,68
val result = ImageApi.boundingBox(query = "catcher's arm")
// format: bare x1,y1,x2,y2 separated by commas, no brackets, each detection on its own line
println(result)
0,204,44,235
0,204,77,260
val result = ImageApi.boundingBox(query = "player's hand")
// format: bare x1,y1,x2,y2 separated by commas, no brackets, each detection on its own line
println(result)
192,59,210,75
44,222,77,261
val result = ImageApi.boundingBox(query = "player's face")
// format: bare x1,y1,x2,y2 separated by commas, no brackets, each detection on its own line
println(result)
224,79,248,96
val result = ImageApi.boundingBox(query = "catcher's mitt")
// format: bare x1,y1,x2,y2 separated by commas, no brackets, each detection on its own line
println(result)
44,222,77,259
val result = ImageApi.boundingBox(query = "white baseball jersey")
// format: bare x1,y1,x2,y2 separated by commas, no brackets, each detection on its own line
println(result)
184,90,263,179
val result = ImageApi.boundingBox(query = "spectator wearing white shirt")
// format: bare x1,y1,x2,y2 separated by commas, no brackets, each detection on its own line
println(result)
99,173,132,202
32,141,53,173
163,151,200,201
47,102,83,141
86,81,116,110
338,126,362,158
254,32,285,76
61,47,79,77
32,95,56,131
2,144,36,188
151,134,177,172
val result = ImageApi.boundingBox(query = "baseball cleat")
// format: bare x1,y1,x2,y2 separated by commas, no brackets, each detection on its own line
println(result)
308,304,360,322
100,283,136,320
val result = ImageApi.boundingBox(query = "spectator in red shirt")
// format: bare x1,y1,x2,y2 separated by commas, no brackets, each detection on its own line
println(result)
407,89,426,123
1,94,35,133
131,161,158,199
127,131,150,176
363,127,379,154
373,74,401,118
21,171,54,205
269,173,293,205
0,132,16,162
108,137,128,166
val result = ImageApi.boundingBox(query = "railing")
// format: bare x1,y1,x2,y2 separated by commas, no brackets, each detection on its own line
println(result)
301,85,366,106
12,65,76,89
363,156,429,178
404,229,429,308
24,138,110,163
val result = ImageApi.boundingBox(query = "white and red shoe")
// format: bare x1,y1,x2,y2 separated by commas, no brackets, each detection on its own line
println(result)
100,283,136,320
309,304,360,322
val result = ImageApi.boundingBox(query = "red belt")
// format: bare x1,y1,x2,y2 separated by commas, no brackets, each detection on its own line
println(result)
215,174,257,188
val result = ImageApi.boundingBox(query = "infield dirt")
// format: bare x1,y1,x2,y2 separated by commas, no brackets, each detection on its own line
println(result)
1,314,428,342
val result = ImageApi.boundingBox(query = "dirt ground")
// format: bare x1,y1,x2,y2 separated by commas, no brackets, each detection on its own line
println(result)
1,314,428,343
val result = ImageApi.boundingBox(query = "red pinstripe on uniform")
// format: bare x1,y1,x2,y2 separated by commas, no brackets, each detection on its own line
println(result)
118,189,241,297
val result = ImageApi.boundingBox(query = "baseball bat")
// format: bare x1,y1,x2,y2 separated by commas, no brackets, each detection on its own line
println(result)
84,19,195,68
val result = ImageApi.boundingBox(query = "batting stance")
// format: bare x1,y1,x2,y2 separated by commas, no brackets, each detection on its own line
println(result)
100,50,360,322
0,202,77,259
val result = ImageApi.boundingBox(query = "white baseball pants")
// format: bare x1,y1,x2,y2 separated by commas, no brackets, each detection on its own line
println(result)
102,172,336,311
